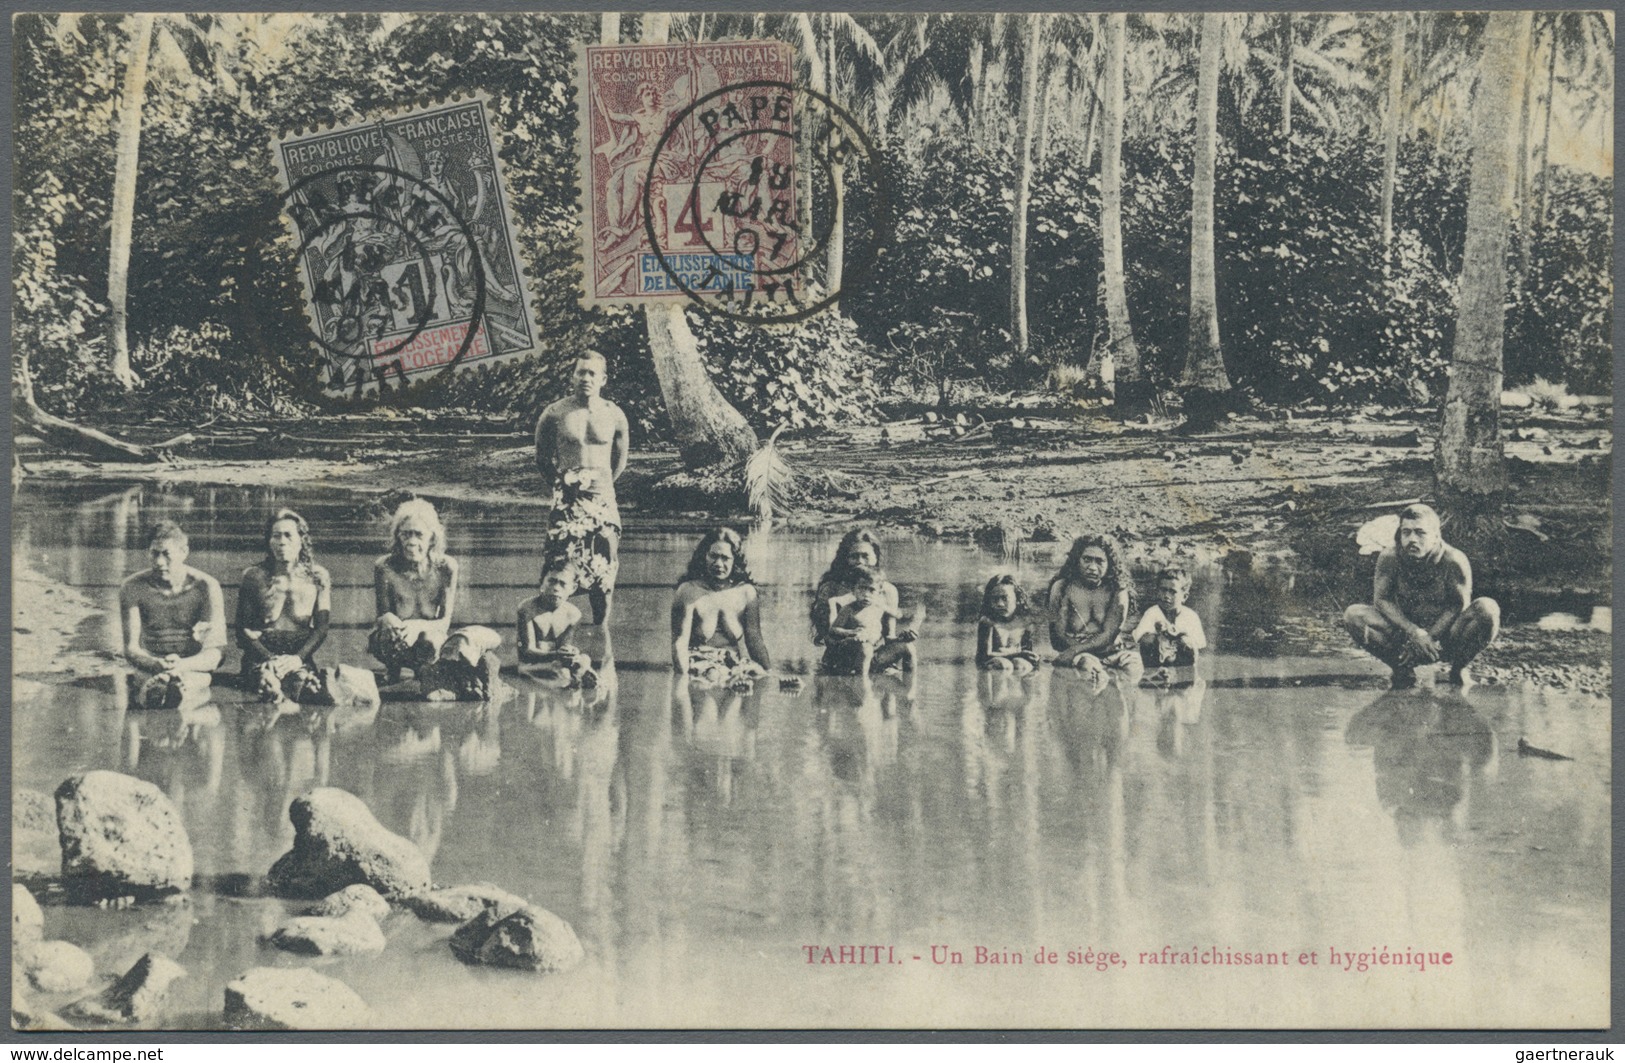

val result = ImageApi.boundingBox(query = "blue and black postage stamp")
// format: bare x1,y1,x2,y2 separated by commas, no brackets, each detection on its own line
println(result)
273,97,538,395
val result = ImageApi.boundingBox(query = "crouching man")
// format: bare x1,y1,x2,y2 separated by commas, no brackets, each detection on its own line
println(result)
1343,504,1500,688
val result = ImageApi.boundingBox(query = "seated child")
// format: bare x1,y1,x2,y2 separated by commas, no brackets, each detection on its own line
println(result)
517,562,596,688
820,570,890,677
418,625,507,702
976,574,1040,674
1133,566,1207,669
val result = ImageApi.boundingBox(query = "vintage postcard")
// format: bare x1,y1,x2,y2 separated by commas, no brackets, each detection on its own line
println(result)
9,9,1613,1035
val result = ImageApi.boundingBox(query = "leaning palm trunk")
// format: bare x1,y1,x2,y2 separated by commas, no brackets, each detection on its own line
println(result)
1436,11,1533,507
108,13,155,391
1380,14,1406,254
1009,14,1043,354
1179,12,1231,428
1101,13,1147,419
638,13,758,470
826,29,845,298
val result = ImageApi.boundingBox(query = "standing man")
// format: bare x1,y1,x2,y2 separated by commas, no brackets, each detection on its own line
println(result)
118,521,227,707
1342,503,1501,687
535,351,630,625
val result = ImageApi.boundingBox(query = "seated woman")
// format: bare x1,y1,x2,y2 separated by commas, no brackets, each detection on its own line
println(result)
368,498,460,682
811,528,919,675
237,509,332,694
671,527,771,689
1047,533,1136,673
517,561,596,688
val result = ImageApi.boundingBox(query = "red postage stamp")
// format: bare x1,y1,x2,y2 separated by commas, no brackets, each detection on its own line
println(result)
577,40,797,307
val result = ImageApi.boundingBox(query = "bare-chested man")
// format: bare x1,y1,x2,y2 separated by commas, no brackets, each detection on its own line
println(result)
1342,503,1501,688
1048,534,1137,672
118,521,226,707
535,351,629,625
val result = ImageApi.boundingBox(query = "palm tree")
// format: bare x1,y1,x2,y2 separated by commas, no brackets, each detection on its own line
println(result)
107,13,155,390
1380,14,1407,253
1010,14,1044,353
1436,11,1533,506
1278,14,1294,137
632,13,757,469
1101,13,1147,419
1180,12,1232,428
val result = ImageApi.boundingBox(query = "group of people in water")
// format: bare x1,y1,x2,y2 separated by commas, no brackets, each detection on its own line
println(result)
115,352,1503,711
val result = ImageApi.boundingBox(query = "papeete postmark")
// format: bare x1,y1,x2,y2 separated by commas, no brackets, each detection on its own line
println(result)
577,40,796,309
645,79,891,324
273,97,538,396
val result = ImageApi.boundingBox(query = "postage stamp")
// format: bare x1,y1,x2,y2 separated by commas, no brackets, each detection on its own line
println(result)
645,79,891,324
576,40,797,309
273,97,538,396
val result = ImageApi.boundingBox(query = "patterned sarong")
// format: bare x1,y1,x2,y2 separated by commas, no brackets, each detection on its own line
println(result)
545,468,621,593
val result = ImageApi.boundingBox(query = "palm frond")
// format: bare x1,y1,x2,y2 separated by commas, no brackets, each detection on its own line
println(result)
744,425,797,525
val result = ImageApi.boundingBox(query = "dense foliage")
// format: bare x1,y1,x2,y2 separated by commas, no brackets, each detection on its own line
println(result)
13,12,1613,441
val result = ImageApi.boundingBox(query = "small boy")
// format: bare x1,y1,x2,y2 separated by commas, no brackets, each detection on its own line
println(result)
1133,566,1207,669
821,570,890,677
517,562,596,688
420,625,507,702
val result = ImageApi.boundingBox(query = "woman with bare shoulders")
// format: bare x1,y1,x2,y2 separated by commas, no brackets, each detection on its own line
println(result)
671,527,771,689
811,528,919,676
1047,533,1137,674
237,508,332,691
369,498,460,682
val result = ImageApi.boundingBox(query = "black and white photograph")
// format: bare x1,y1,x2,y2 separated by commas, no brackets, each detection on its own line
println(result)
9,8,1614,1031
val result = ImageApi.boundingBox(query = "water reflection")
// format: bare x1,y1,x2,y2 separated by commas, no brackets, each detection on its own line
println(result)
9,481,1611,1028
1346,690,1497,844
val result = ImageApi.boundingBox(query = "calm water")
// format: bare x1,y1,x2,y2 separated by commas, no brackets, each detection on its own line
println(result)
11,482,1610,1029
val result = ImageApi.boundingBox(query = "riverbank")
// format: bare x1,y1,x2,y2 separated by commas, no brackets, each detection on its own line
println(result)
16,396,1611,693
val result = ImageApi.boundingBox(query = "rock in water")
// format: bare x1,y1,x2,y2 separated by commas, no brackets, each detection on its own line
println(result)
223,967,371,1030
67,952,186,1025
56,772,193,900
449,903,585,973
263,910,386,956
404,883,529,925
22,939,95,994
307,883,390,921
13,884,44,945
267,788,431,900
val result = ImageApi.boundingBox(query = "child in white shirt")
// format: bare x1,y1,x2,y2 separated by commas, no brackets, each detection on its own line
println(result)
1133,566,1207,668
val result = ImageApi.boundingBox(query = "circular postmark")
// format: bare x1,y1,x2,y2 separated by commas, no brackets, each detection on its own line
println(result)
641,80,891,325
255,163,487,407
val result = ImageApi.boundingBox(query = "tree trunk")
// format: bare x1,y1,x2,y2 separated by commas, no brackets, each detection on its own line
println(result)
826,27,844,298
1535,17,1558,243
1102,13,1147,419
638,12,759,469
796,13,824,290
1180,12,1231,427
600,12,620,43
1034,67,1054,164
1436,11,1532,505
1513,24,1537,287
1010,14,1043,353
14,347,176,463
108,13,155,391
1279,13,1294,139
1081,93,1101,170
1380,14,1406,254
